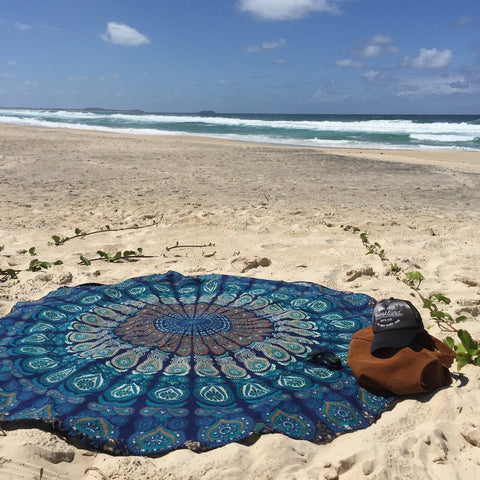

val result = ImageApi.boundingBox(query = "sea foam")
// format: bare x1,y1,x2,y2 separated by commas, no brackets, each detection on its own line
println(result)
1,109,479,151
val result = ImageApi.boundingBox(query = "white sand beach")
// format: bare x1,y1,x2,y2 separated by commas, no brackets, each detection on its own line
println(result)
0,124,479,479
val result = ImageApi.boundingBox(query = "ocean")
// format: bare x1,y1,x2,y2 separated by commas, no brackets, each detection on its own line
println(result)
1,108,479,152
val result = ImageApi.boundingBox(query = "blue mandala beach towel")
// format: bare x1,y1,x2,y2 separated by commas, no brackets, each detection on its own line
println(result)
0,271,393,455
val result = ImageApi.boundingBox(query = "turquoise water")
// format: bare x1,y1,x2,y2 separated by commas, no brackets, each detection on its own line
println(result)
1,108,479,151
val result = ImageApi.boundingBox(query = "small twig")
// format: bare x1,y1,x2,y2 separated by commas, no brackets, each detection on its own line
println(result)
84,467,110,480
166,241,215,251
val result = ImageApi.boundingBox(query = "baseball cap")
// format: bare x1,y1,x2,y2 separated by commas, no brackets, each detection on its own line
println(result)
370,298,424,354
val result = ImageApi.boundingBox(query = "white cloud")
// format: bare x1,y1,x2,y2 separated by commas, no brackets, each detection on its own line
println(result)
312,89,348,103
395,73,474,97
356,33,398,58
100,22,150,46
20,80,35,91
361,70,382,82
247,38,286,53
312,79,348,103
67,75,84,81
246,45,259,53
454,16,473,27
40,23,60,31
237,0,342,21
361,44,382,58
335,58,362,68
409,48,453,68
369,34,393,45
14,22,31,31
262,38,287,49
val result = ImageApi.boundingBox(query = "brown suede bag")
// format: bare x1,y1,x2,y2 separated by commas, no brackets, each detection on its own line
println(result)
347,326,456,395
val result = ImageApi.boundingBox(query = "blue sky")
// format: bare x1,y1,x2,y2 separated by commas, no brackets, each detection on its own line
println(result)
1,0,479,114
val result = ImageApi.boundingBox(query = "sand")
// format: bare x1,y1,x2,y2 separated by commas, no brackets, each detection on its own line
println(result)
0,123,479,479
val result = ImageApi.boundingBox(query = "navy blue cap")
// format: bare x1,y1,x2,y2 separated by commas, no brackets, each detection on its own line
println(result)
370,298,424,353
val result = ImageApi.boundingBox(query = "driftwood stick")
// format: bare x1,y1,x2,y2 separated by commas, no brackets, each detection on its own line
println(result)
166,241,215,252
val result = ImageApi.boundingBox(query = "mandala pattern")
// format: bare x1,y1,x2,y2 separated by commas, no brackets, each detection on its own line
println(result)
0,271,392,454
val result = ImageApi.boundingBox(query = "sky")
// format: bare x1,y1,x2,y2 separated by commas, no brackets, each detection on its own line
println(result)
1,0,479,114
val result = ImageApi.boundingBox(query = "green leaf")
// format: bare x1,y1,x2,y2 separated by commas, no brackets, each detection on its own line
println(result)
74,228,82,235
51,235,63,245
406,271,425,282
430,294,451,305
0,245,4,253
438,312,453,322
28,260,40,271
5,269,18,279
444,337,455,350
28,247,37,256
455,315,467,323
137,248,143,256
80,255,91,266
423,299,434,309
458,329,479,356
113,251,122,261
28,259,52,271
456,352,471,370
53,260,63,265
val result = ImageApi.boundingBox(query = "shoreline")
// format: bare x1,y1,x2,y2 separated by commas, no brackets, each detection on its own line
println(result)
1,122,480,173
0,123,479,479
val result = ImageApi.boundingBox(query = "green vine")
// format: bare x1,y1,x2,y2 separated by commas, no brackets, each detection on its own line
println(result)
1,219,161,283
51,218,162,246
358,230,477,369
1,244,64,281
79,248,151,265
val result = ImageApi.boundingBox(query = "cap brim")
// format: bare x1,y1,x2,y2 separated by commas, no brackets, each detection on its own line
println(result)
370,328,419,354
